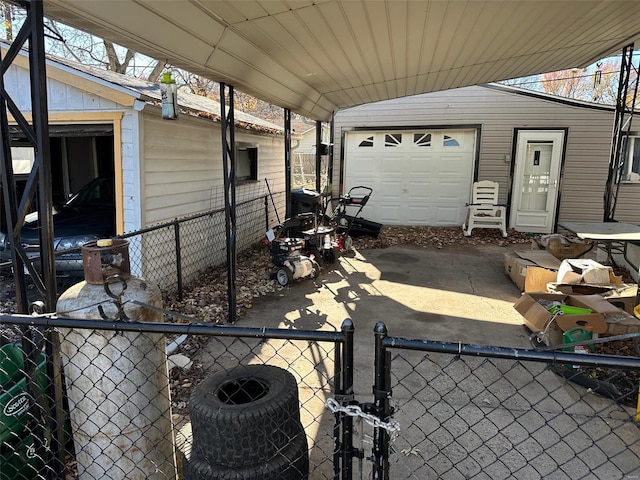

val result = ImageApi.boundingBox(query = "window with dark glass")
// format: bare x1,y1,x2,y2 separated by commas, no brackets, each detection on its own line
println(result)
624,136,640,181
413,133,432,147
236,145,258,182
385,133,402,147
358,136,374,147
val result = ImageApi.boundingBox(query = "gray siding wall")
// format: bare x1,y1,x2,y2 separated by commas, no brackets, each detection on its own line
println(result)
333,85,639,226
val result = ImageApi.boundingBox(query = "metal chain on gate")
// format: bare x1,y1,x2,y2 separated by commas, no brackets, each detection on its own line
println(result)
326,397,400,441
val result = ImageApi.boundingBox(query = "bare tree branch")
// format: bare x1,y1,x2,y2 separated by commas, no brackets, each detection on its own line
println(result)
146,61,166,83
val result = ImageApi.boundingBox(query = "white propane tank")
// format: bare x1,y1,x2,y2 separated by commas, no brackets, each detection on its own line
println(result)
56,240,177,480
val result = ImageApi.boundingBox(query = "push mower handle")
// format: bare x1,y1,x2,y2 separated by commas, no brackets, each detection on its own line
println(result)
347,185,373,195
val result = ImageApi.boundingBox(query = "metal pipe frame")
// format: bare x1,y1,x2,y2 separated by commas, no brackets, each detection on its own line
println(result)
373,322,391,480
284,108,292,218
328,115,334,196
0,0,56,312
0,2,65,474
219,83,237,323
340,318,355,480
316,120,322,192
604,43,639,222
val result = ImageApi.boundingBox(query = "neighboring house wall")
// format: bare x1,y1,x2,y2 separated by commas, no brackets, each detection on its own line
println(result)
140,108,285,226
332,85,638,228
296,128,318,154
292,126,330,191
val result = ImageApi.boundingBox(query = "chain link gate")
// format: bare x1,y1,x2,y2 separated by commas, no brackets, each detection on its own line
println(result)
367,321,640,480
0,312,357,480
3,310,640,479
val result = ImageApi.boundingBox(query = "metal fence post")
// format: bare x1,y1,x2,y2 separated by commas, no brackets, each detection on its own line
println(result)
340,319,354,480
174,220,183,301
373,322,391,480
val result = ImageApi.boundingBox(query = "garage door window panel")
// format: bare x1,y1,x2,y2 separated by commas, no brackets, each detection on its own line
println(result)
358,136,374,147
385,133,402,147
413,133,432,147
443,135,461,147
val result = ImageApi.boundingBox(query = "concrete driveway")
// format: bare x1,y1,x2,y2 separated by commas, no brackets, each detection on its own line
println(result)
241,242,531,349
223,243,640,479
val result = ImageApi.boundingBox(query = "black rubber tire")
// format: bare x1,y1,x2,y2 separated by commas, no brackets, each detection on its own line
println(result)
184,430,309,480
276,267,291,286
190,365,302,468
310,259,320,279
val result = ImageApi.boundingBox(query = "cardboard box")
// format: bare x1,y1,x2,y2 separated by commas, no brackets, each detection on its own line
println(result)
604,293,638,316
547,282,637,315
514,292,640,340
504,250,561,292
533,234,593,260
513,293,609,336
556,259,621,285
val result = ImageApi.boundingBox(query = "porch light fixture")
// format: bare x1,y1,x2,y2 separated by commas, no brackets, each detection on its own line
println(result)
160,72,178,119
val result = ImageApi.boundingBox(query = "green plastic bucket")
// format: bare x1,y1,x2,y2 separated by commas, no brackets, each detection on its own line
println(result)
0,431,48,480
0,342,48,478
562,327,593,368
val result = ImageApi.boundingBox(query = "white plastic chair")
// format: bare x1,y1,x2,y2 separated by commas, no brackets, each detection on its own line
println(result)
463,181,508,237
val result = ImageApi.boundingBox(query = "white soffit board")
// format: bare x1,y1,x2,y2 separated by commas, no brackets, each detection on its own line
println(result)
43,0,640,121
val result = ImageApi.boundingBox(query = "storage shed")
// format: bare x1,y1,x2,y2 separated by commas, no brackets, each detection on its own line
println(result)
332,84,640,234
1,45,288,285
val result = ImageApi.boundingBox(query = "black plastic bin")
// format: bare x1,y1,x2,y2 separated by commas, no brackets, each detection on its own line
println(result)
290,189,321,217
338,215,383,238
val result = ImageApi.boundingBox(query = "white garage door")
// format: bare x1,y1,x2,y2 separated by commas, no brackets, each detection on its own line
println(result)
344,129,476,226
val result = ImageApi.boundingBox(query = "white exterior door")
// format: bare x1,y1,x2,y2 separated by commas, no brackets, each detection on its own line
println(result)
510,130,565,233
343,129,476,226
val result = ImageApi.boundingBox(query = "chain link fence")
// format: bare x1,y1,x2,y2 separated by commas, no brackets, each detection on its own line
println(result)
0,314,352,480
119,188,284,298
1,313,640,479
1,187,285,302
370,327,640,480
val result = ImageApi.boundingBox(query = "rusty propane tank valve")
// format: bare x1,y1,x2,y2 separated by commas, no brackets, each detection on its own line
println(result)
81,238,131,284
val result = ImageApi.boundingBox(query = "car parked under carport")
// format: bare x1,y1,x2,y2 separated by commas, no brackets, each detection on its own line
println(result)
0,177,115,277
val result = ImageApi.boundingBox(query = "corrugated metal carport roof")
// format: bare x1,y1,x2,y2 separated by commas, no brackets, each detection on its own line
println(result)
41,1,640,120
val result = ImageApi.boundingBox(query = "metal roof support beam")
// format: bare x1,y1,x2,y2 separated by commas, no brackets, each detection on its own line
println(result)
1,0,56,311
220,83,237,324
284,108,292,218
316,120,322,193
604,43,639,222
328,115,334,196
0,2,65,475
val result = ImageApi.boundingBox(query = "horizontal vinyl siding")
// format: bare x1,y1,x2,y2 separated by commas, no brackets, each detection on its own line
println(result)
612,183,640,224
142,112,285,226
333,85,635,225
